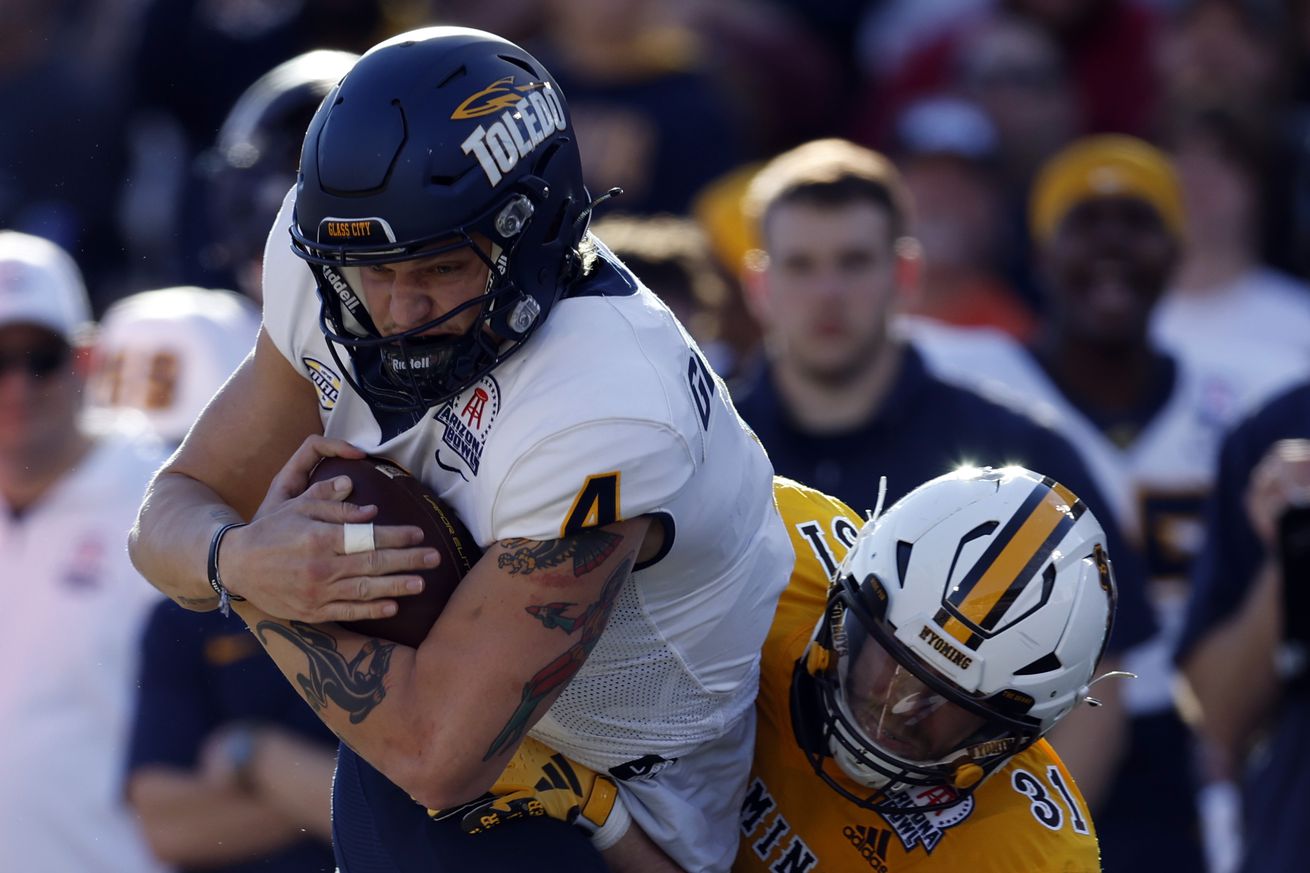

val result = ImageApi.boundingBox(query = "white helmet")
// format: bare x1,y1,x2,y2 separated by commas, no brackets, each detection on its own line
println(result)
791,466,1116,813
89,287,259,444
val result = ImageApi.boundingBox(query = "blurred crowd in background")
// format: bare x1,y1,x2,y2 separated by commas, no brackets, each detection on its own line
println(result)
5,1,1310,872
11,0,1310,341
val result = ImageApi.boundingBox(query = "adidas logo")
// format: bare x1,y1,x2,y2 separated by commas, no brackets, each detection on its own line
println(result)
534,755,583,795
842,825,891,871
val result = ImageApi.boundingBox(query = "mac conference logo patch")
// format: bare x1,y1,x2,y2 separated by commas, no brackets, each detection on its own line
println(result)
303,357,341,410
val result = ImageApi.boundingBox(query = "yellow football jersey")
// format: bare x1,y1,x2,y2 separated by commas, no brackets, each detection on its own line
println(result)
733,478,1101,873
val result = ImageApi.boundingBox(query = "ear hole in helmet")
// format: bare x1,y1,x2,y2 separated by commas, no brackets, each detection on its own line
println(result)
896,541,913,587
1014,652,1063,675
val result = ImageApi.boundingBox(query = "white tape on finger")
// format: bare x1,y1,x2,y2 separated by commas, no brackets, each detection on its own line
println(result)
343,522,376,554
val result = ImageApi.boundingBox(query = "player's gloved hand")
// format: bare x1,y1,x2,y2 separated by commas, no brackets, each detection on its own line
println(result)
437,737,631,849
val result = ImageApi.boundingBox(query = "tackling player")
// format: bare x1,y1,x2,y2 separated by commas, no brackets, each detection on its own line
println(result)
128,26,791,873
470,468,1116,871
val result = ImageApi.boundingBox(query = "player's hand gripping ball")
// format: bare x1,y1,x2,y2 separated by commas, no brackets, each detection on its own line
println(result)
309,456,481,647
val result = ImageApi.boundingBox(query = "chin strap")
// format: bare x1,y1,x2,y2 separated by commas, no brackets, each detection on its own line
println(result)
1079,670,1137,707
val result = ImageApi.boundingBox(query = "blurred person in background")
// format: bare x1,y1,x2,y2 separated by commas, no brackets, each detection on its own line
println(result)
911,134,1302,872
891,95,1036,340
100,293,334,873
591,214,738,377
0,231,167,872
121,0,390,289
858,11,1081,316
0,0,131,309
526,0,746,216
728,138,1155,812
1176,384,1310,873
1155,105,1310,375
1153,0,1310,280
855,0,1159,148
105,53,364,872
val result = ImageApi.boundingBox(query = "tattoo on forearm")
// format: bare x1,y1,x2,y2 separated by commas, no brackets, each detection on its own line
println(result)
498,530,621,577
178,593,220,609
483,553,635,760
256,621,395,724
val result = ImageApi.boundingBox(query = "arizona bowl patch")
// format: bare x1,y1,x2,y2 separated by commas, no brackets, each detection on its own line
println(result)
435,374,500,476
882,785,975,853
303,356,341,410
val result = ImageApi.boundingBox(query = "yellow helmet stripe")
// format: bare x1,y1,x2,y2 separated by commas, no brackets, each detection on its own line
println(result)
942,477,1084,645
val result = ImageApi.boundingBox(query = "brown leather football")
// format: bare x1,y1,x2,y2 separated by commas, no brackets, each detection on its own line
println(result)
309,455,481,647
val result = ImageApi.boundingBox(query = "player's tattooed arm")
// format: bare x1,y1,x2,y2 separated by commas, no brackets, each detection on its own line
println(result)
484,553,635,759
255,620,395,724
497,530,622,576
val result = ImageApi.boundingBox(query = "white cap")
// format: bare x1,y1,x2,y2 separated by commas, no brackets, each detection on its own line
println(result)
0,231,93,340
89,287,260,443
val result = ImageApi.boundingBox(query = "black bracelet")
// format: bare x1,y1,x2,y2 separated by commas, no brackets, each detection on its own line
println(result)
207,522,248,617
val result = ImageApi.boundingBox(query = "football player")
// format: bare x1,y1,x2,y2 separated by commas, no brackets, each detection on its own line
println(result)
129,27,791,873
464,468,1116,871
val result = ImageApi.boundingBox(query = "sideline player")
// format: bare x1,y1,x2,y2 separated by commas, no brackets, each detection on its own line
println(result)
129,27,791,873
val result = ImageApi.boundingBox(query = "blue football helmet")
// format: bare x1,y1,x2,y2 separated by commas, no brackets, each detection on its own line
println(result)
289,27,591,414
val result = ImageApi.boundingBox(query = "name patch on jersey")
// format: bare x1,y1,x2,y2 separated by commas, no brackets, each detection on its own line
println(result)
882,785,974,853
457,77,567,188
435,374,500,475
303,357,341,410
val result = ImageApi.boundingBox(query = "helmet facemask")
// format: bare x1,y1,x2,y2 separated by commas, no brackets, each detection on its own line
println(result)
297,209,537,416
794,575,1042,815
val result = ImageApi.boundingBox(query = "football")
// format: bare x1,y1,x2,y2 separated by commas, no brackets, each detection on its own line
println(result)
308,455,481,647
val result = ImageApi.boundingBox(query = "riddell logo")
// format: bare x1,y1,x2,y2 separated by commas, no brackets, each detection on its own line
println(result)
842,825,891,872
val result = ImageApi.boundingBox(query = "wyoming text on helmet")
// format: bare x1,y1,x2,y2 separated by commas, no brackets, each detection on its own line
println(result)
289,27,593,414
792,465,1118,813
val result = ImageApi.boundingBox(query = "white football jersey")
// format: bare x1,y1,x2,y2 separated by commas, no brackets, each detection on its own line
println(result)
904,317,1299,714
263,193,792,770
0,424,168,873
1154,267,1310,376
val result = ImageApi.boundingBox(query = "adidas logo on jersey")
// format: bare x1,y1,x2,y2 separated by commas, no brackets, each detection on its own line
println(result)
842,825,891,872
